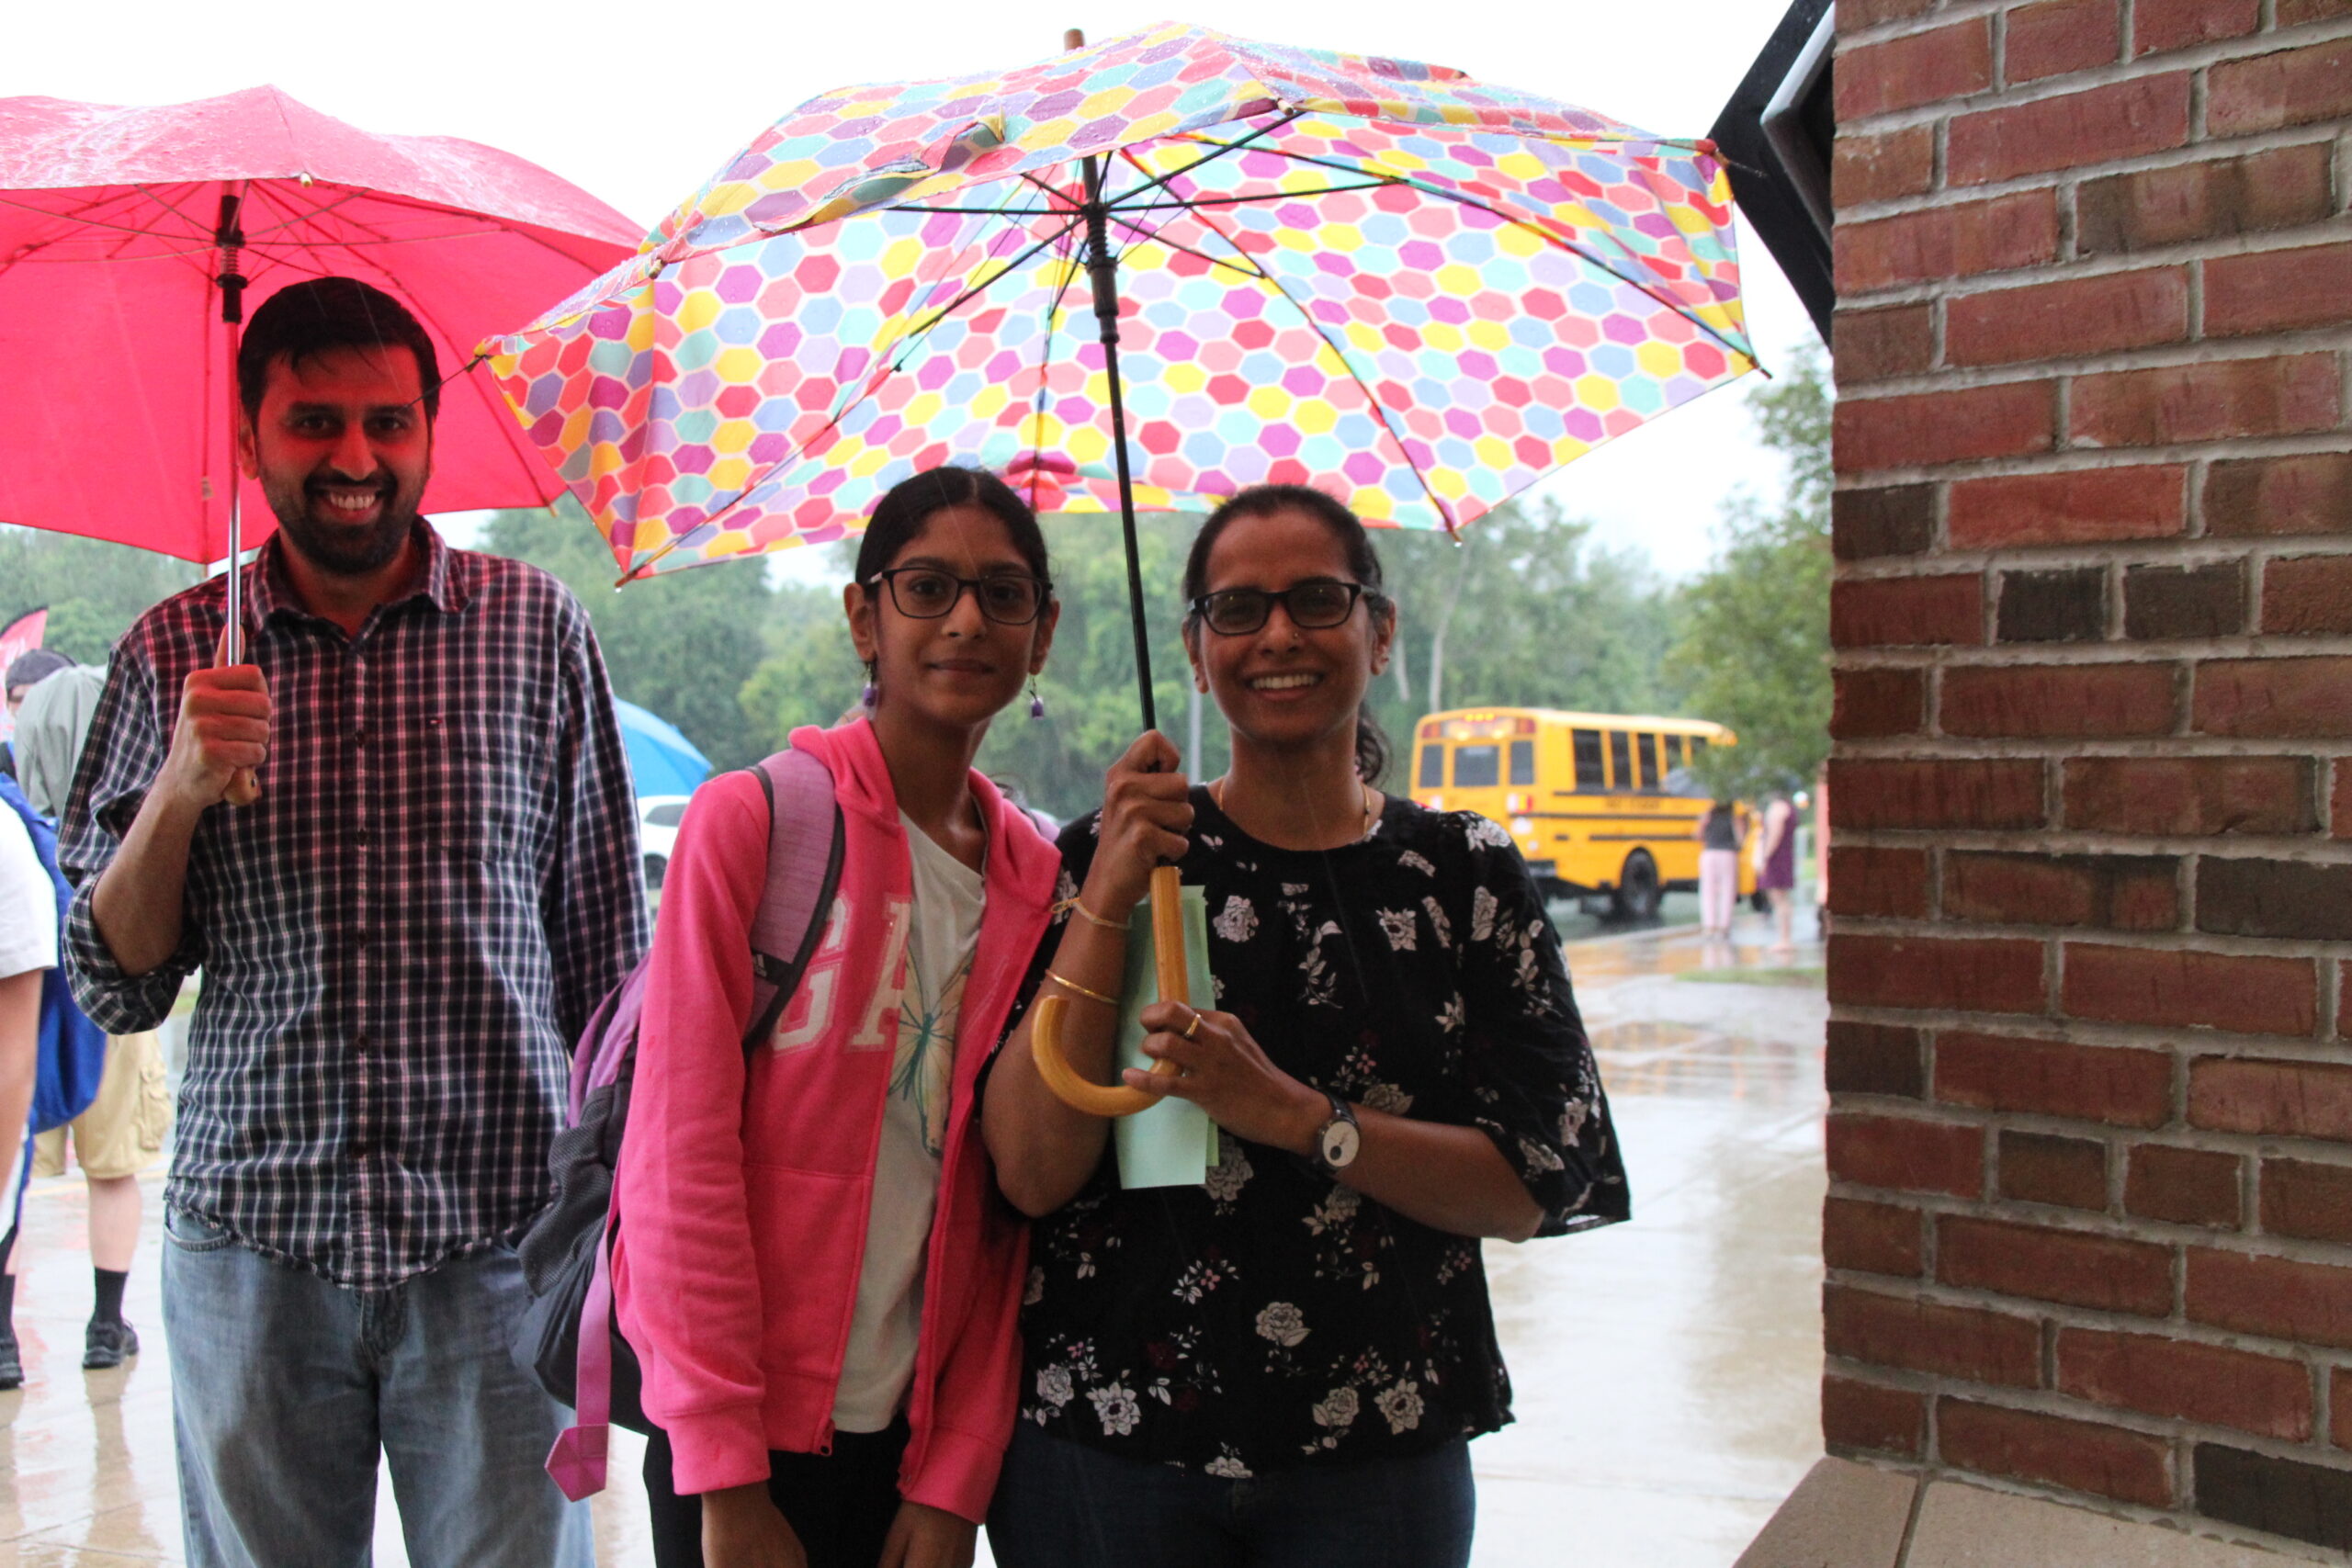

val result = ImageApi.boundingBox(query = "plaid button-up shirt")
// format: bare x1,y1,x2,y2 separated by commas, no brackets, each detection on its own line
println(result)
60,526,646,1288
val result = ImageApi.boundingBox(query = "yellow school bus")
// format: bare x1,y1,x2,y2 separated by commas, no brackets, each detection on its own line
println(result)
1408,706,1752,919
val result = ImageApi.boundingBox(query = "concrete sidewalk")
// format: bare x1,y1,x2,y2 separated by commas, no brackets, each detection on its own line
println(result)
0,914,1826,1565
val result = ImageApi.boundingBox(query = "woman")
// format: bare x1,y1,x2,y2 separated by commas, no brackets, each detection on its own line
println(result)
1691,799,1741,940
1754,792,1798,957
619,466,1064,1568
982,484,1627,1568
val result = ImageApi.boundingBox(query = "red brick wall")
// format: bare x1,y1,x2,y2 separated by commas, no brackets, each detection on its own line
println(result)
1826,0,2352,1551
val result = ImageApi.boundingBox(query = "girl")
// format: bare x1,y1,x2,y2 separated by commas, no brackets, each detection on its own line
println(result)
620,466,1063,1568
1754,791,1798,957
1692,798,1742,940
982,484,1628,1568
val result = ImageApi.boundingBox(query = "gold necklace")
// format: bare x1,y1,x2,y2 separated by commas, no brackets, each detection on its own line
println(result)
1211,778,1379,840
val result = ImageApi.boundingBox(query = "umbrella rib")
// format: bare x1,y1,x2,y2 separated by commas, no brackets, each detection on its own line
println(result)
1103,107,1305,212
1169,136,1753,365
1147,197,1458,530
1101,209,1272,285
893,212,1084,355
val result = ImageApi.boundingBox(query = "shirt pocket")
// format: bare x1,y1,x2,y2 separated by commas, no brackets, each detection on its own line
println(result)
433,710,549,868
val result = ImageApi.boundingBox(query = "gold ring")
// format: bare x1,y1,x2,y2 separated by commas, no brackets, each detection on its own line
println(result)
1182,1010,1203,1041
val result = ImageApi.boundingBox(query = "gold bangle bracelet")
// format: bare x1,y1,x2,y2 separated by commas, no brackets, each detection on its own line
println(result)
1044,969,1120,1008
1052,896,1126,932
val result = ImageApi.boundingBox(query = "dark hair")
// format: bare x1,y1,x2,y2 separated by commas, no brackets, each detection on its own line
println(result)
238,277,442,424
854,465,1052,586
1181,483,1396,785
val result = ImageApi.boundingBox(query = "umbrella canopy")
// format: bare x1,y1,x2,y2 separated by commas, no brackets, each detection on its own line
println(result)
487,21,1756,583
614,697,712,797
0,86,645,564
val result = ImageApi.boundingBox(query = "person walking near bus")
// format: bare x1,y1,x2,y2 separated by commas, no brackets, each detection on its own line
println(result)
1753,792,1798,958
1691,798,1741,942
620,466,1062,1568
8,654,167,1371
58,277,644,1568
982,484,1628,1568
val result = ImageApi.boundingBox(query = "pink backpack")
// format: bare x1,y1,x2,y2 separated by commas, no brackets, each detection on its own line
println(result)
512,749,843,1500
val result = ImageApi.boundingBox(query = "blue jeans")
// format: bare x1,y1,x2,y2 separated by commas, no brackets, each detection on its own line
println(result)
161,1207,591,1568
987,1423,1475,1568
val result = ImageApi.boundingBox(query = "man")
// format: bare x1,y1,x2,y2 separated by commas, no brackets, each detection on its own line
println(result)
11,653,166,1372
60,277,644,1567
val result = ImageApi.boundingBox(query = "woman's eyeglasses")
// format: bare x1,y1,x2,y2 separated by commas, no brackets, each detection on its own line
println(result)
867,568,1052,626
1189,580,1368,637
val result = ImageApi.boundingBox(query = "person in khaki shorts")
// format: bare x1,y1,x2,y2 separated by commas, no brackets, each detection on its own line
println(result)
11,655,165,1370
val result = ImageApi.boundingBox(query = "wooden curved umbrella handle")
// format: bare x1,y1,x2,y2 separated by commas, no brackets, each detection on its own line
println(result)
1033,864,1188,1119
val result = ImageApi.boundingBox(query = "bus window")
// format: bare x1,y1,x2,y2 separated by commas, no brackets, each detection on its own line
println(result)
1608,731,1632,790
1417,744,1443,788
1509,739,1535,786
1664,734,1685,771
1454,744,1501,788
1690,736,1709,762
1637,734,1661,791
1573,729,1606,791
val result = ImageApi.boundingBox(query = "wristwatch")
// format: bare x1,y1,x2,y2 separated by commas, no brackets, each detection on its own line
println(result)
1306,1091,1362,1175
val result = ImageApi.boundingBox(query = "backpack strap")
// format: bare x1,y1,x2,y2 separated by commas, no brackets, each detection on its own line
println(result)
548,748,843,1504
741,748,844,1053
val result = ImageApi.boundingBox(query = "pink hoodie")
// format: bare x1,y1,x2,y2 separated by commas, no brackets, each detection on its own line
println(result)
615,718,1057,1518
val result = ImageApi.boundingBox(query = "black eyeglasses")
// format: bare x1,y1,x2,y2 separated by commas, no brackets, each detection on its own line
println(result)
867,567,1053,626
1189,580,1370,637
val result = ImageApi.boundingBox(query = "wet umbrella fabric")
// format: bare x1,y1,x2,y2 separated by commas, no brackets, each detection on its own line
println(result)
486,21,1757,602
0,85,644,566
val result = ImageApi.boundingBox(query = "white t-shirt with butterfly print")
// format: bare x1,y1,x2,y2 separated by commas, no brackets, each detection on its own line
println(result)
830,811,986,1432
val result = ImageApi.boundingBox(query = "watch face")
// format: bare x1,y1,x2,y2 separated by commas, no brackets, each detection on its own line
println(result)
1321,1119,1362,1169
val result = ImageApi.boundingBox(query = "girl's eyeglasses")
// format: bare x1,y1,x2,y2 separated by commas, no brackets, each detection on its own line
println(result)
867,568,1052,626
1189,580,1368,637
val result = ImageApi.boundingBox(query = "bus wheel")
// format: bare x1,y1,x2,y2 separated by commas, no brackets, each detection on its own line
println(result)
1610,850,1662,923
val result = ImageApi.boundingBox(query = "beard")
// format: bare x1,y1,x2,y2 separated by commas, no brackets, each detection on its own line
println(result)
261,470,424,579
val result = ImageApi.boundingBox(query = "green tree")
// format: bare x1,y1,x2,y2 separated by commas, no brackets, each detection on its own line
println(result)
1665,346,1834,798
1369,498,1681,749
0,529,200,664
480,502,775,771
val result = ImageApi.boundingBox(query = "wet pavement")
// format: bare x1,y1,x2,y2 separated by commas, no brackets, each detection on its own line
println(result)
0,910,1826,1566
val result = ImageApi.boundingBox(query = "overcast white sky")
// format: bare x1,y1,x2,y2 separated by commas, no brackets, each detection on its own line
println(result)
8,0,1820,581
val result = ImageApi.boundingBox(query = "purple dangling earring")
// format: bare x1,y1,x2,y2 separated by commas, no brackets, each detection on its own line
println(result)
1028,678,1046,720
861,660,878,711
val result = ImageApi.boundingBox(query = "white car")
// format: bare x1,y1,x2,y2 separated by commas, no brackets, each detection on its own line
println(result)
639,795,689,890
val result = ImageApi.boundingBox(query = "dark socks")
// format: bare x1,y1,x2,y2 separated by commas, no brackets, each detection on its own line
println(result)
0,1272,15,1339
93,1269,127,1326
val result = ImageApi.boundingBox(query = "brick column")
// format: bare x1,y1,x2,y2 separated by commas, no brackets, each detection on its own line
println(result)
1826,0,2352,1553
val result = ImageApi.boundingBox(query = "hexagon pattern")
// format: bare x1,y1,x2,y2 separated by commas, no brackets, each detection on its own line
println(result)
486,22,1756,579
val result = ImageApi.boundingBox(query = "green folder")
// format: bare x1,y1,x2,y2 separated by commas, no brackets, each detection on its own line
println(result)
1114,886,1220,1190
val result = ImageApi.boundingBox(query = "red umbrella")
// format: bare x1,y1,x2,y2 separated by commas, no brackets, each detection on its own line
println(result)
0,85,642,633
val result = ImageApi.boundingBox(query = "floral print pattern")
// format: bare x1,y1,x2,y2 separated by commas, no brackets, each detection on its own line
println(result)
1004,789,1627,1475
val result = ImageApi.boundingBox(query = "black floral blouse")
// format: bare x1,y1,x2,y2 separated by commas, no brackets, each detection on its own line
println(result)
1003,787,1628,1478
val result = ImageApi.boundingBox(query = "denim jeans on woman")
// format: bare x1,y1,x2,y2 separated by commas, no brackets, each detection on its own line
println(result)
987,1422,1475,1568
161,1206,590,1568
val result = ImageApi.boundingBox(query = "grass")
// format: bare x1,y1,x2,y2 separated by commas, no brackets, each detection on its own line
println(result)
1676,965,1826,987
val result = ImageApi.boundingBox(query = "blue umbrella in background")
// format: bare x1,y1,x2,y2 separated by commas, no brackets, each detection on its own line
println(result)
613,698,711,798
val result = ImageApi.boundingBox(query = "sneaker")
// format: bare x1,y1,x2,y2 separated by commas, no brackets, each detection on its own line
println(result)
82,1317,137,1371
0,1329,19,1390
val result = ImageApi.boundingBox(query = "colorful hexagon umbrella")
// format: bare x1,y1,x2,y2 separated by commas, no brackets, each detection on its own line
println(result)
486,19,1757,611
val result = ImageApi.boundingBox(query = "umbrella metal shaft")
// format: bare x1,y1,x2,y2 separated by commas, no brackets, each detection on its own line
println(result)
1079,154,1156,736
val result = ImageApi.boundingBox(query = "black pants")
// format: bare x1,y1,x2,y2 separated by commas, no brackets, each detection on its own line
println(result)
644,1418,909,1568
